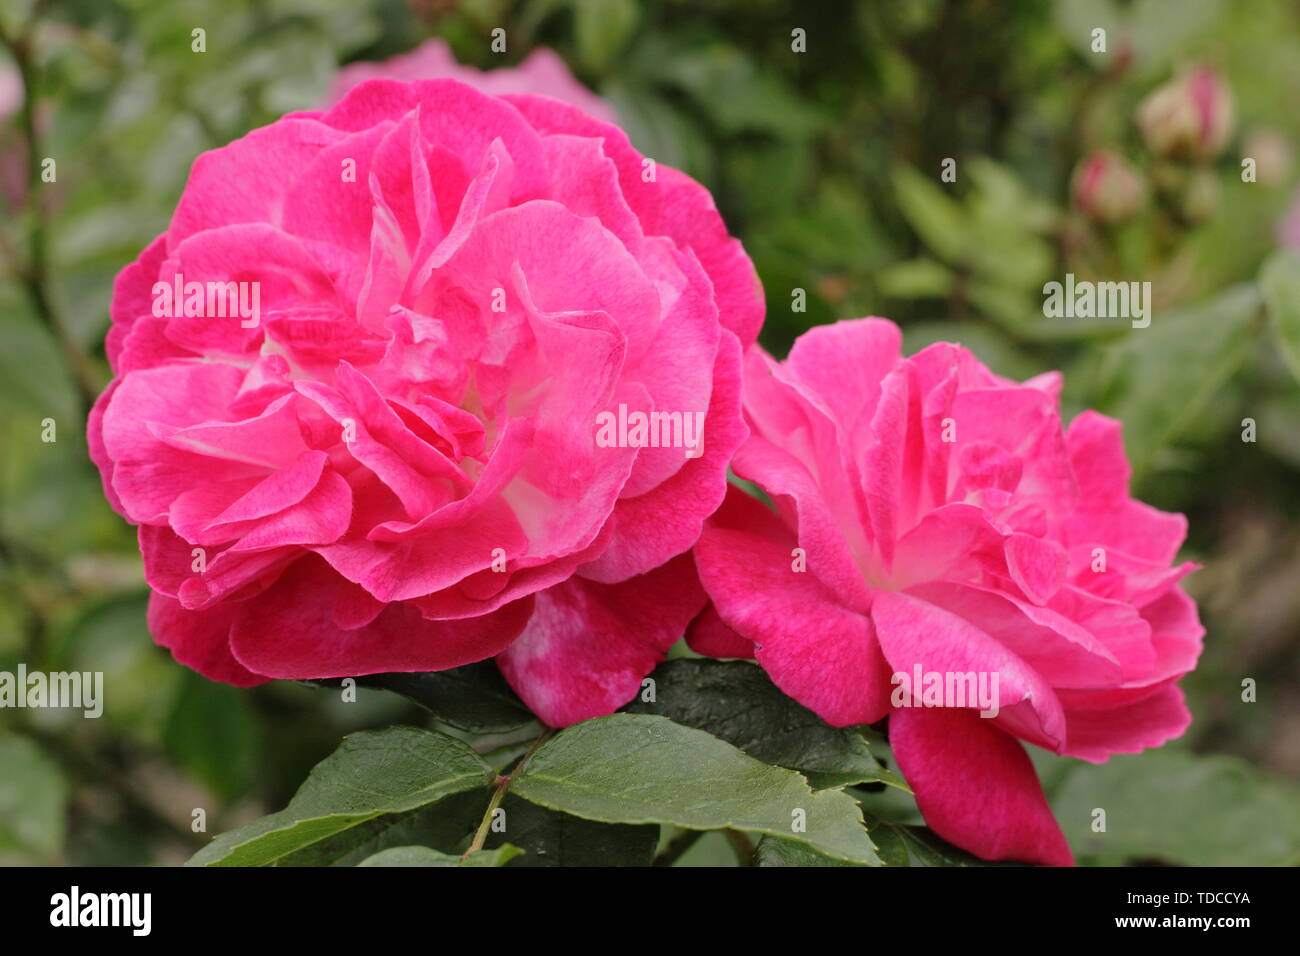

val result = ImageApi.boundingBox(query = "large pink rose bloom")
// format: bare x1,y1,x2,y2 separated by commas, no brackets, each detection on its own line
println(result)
90,78,762,726
325,39,616,124
691,318,1202,866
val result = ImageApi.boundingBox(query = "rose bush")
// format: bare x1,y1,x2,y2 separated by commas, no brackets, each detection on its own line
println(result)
89,77,762,726
691,318,1204,866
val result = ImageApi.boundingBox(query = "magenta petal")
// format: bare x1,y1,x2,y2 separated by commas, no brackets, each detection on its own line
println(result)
147,593,266,687
580,329,746,583
228,556,533,678
497,553,705,727
87,381,124,513
501,92,763,346
732,434,871,611
1062,685,1191,762
889,706,1074,866
784,318,902,434
905,581,1123,688
871,590,1067,750
169,118,345,244
685,603,755,659
1003,532,1068,605
695,489,891,726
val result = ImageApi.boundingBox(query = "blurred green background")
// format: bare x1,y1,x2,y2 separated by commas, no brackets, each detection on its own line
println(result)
1,0,1298,866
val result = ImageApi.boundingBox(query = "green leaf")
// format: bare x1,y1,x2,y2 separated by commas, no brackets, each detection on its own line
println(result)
163,669,260,801
350,662,536,734
357,844,521,867
573,0,639,73
877,258,954,299
648,43,822,139
273,790,489,867
1260,249,1300,386
625,659,904,790
187,726,494,866
869,822,1007,867
0,299,79,422
1089,284,1260,480
892,165,971,265
484,795,659,867
511,714,880,864
753,835,865,867
1051,750,1300,866
0,734,68,861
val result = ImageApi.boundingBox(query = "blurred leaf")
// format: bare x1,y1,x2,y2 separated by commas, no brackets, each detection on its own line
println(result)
0,301,79,422
0,734,67,861
1257,391,1300,469
878,258,954,299
603,83,712,181
648,43,822,138
188,726,493,866
1126,0,1222,72
1055,0,1221,72
1260,249,1300,386
893,165,970,264
511,714,880,863
625,659,905,790
163,668,259,801
966,158,1058,233
1052,750,1300,865
58,594,173,737
572,0,638,74
1091,284,1261,479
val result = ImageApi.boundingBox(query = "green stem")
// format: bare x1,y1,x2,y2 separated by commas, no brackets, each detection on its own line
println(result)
723,828,755,866
652,827,704,867
463,728,551,859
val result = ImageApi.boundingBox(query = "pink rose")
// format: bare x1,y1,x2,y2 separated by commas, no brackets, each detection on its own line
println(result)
691,318,1202,866
89,78,762,726
325,39,617,124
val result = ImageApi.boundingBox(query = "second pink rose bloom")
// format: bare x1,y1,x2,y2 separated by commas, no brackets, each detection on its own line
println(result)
691,318,1203,867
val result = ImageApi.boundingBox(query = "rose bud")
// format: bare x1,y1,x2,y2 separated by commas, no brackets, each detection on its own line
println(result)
1137,65,1234,161
1071,149,1146,224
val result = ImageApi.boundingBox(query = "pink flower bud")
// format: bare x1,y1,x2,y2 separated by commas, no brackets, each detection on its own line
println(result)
1071,149,1146,224
1137,65,1234,161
